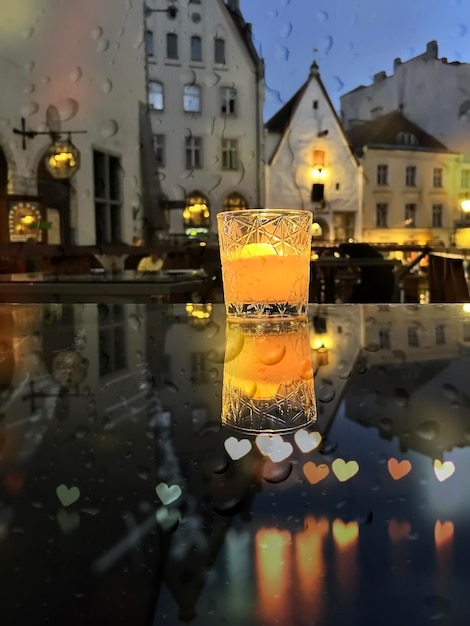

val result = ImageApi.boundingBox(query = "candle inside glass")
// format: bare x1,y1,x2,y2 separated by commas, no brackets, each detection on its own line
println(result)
222,319,317,433
217,210,313,319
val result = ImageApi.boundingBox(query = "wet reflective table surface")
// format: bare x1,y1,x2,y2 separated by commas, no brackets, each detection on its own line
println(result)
1,302,470,625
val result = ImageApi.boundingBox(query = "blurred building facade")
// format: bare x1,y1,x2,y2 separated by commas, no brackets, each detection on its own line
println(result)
145,0,265,236
346,112,461,247
0,1,148,248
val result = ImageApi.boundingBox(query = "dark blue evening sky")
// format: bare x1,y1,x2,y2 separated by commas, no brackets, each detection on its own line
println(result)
240,0,470,121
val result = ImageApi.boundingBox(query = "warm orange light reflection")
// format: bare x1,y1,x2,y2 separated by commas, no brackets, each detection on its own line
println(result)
435,520,454,583
256,529,292,625
332,519,359,549
295,517,328,622
388,519,411,544
387,458,412,480
389,519,411,588
333,519,359,601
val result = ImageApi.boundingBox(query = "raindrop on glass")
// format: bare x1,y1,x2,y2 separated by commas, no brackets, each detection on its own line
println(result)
91,26,103,40
96,39,110,53
20,102,39,118
100,119,119,138
102,79,113,93
56,98,79,121
69,67,82,82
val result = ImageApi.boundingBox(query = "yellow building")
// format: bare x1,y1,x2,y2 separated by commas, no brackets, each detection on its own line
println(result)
347,111,461,247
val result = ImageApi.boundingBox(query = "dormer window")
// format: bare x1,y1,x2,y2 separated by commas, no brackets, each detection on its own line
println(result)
396,132,418,146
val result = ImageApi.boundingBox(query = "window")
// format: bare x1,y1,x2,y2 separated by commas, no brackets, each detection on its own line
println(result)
396,132,418,146
214,38,225,64
185,137,202,168
166,33,178,59
153,134,166,167
313,100,319,109
405,165,417,186
377,164,388,185
435,324,446,345
222,139,239,170
433,167,443,187
191,36,202,61
145,30,154,56
183,85,201,112
93,150,122,245
148,81,164,110
220,88,237,115
189,0,201,3
432,204,443,228
223,192,247,211
184,191,210,231
376,203,388,228
98,304,126,377
379,328,391,350
404,203,416,227
461,169,470,188
407,326,419,347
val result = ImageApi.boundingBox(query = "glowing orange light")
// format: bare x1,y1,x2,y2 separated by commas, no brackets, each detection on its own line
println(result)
255,529,292,625
295,516,328,622
388,519,411,543
434,520,454,547
388,458,412,480
303,461,329,484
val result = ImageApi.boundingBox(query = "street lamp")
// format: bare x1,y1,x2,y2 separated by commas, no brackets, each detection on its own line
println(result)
12,117,86,180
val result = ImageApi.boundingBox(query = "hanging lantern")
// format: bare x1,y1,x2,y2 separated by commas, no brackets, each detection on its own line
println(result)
45,136,80,179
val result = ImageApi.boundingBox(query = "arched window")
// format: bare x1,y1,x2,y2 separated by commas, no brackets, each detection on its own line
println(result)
183,191,211,233
166,33,178,59
223,192,247,211
214,38,225,64
37,152,70,244
148,81,164,110
183,84,201,112
191,36,202,61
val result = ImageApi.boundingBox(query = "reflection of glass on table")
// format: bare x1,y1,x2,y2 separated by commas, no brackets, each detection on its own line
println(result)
217,209,313,319
222,319,316,433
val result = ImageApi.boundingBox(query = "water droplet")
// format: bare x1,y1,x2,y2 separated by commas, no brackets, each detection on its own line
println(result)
24,62,35,74
164,381,179,393
82,189,90,199
74,426,89,439
364,342,380,352
20,102,39,118
333,76,344,91
137,467,149,480
416,421,438,440
355,357,368,374
442,383,458,401
204,73,221,88
91,26,103,40
69,67,82,82
102,79,113,93
262,459,293,484
279,22,292,38
317,381,335,403
56,97,79,121
319,35,333,56
100,119,119,138
97,39,110,52
204,321,220,339
275,44,289,62
42,76,50,84
128,313,142,332
22,27,34,39
378,418,393,433
394,388,409,407
317,11,328,22
22,84,35,95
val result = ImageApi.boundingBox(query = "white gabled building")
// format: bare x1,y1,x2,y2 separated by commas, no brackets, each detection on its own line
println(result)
145,0,265,236
265,61,362,243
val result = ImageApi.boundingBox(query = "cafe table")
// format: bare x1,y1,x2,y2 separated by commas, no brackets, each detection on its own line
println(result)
1,300,470,625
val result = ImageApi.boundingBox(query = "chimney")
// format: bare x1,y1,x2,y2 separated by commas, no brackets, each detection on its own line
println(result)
373,71,387,83
393,57,402,71
226,0,240,10
426,40,438,59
